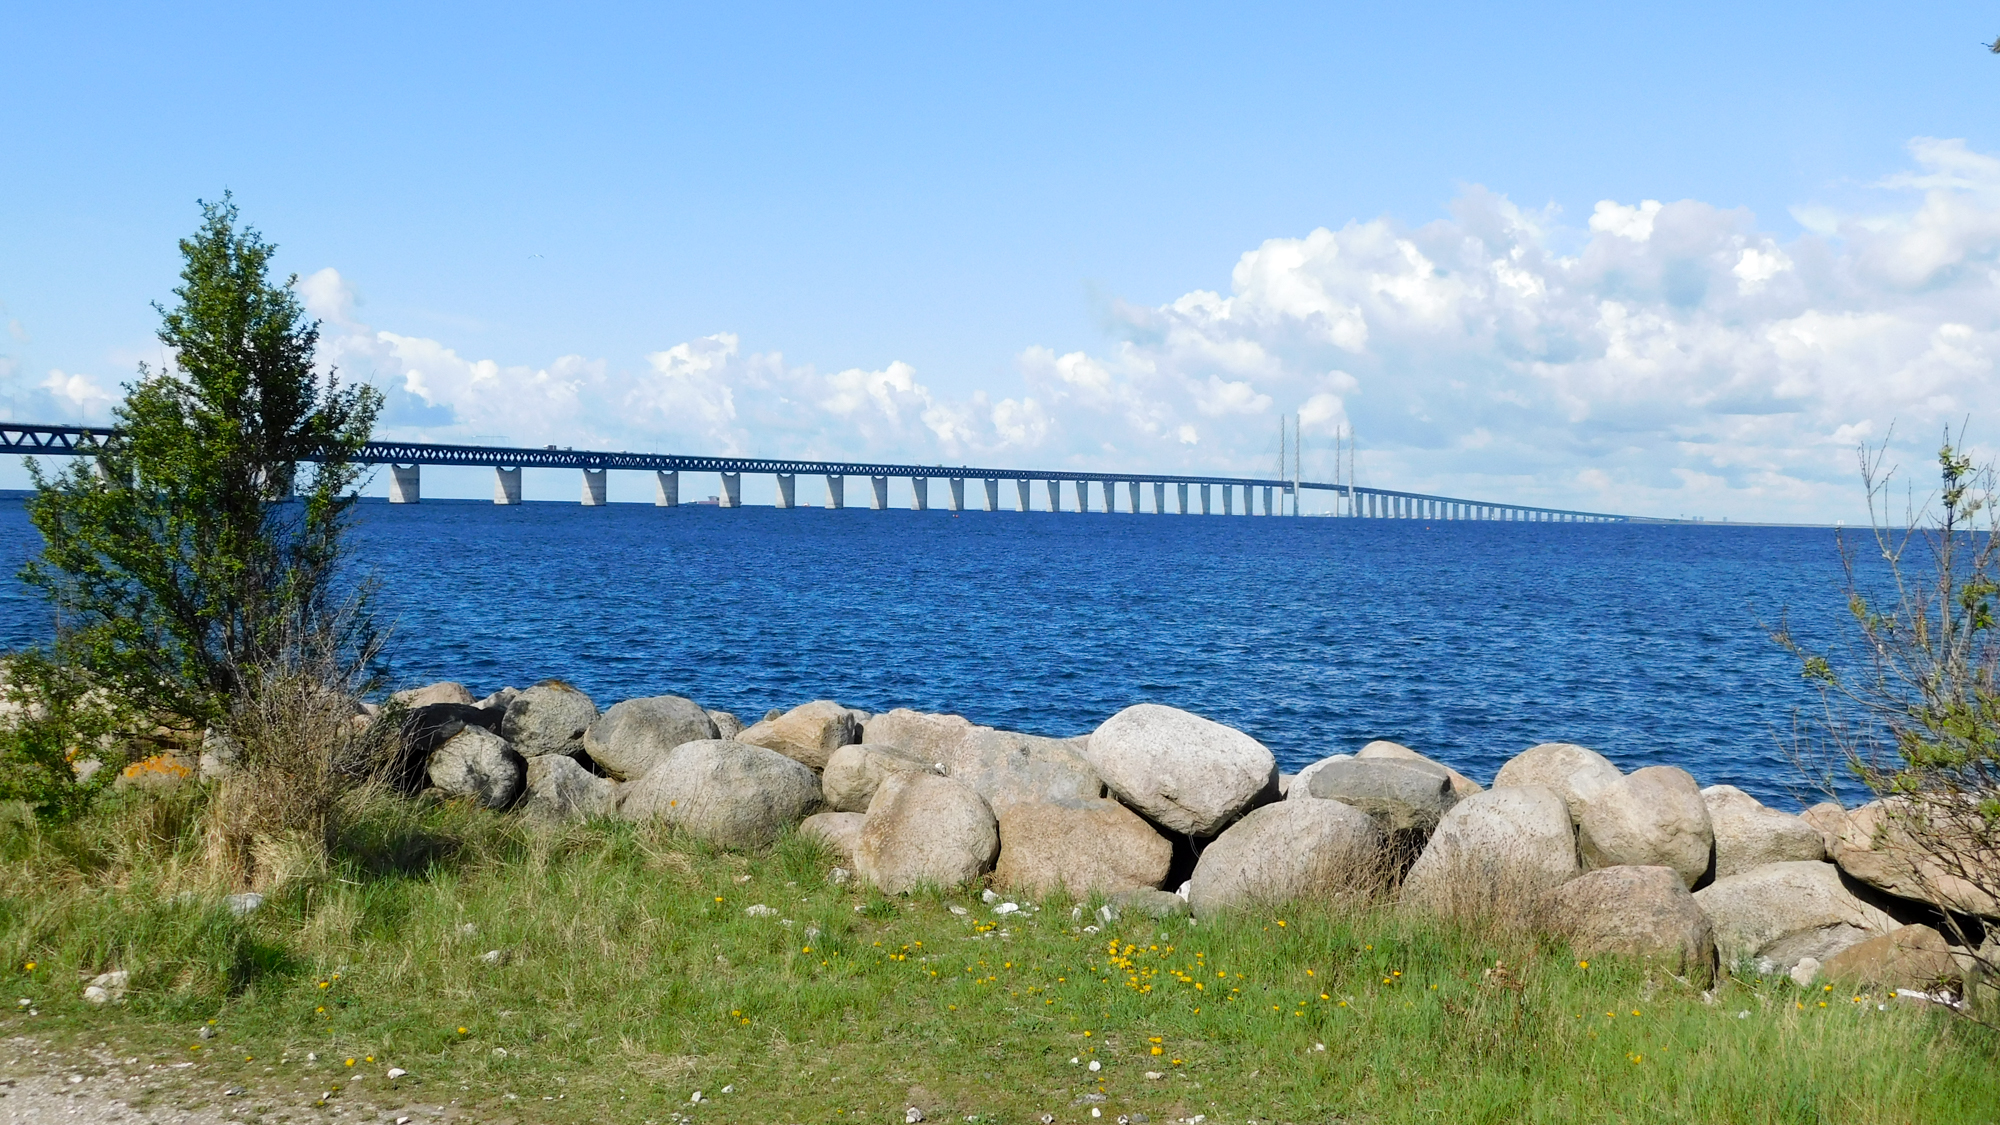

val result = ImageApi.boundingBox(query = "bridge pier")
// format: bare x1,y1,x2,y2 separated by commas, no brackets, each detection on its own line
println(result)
1152,481,1165,513
1016,479,1031,511
984,478,1000,511
1223,485,1234,516
720,472,742,508
912,477,929,510
581,468,607,506
494,466,522,505
1074,479,1090,513
870,476,889,509
656,470,679,507
775,474,797,509
390,464,420,504
948,478,966,512
1176,483,1189,514
1046,479,1061,511
826,474,844,508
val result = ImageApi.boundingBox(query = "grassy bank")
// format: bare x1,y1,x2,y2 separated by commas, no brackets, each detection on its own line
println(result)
0,790,1995,1125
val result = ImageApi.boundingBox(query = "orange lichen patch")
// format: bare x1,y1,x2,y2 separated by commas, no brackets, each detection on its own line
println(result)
117,752,195,790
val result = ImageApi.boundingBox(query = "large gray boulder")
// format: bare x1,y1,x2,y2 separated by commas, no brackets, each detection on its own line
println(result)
1491,743,1622,823
707,710,746,740
855,772,999,893
822,743,935,813
1286,754,1352,801
1187,798,1386,916
739,700,862,770
1356,740,1484,800
520,753,616,821
1544,865,1717,981
1402,786,1579,920
862,709,981,769
391,681,476,709
616,740,822,848
501,681,599,758
1085,704,1278,838
1692,860,1901,974
1701,785,1827,879
1578,766,1714,889
992,797,1172,897
1306,757,1458,833
583,695,718,780
800,811,867,864
427,727,526,810
951,729,1104,817
1824,799,2000,918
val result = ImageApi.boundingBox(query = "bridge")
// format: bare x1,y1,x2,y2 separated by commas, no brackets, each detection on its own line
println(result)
0,421,1632,522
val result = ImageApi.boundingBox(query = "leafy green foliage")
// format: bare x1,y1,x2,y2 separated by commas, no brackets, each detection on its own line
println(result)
19,195,383,732
0,650,135,824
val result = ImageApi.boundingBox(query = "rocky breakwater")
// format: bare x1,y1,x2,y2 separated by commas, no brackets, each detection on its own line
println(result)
377,679,1997,998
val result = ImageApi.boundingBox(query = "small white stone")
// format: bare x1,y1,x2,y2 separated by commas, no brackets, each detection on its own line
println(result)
456,923,477,937
1091,1110,1101,1119
1313,1043,1326,1052
480,949,509,965
387,1067,407,1079
907,1108,925,1123
745,904,779,918
1789,957,1821,989
733,875,753,884
994,903,1020,915
396,1117,411,1124
1144,1071,1164,1080
1737,1011,1750,1019
15,998,27,1008
981,889,1000,904
1082,925,1100,934
691,1091,703,1103
948,904,969,916
1070,1057,1080,1065
1088,1060,1102,1072
721,1084,734,1094
225,892,265,916
829,867,852,885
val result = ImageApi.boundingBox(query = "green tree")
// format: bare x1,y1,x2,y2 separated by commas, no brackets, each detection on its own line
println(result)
20,194,384,734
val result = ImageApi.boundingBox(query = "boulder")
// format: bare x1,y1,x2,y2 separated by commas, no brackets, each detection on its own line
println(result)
1401,786,1580,920
1822,924,1968,991
520,753,616,821
1578,766,1713,889
950,729,1104,816
1084,704,1278,838
823,743,936,812
617,740,822,848
1544,865,1717,981
583,695,719,780
1825,798,2000,918
992,797,1173,897
1306,757,1457,833
855,773,999,893
427,727,526,810
738,700,862,770
1356,740,1484,799
1692,860,1901,974
1112,887,1192,919
708,710,746,740
391,702,504,791
474,686,519,712
800,811,867,864
1287,754,1352,801
1701,785,1827,879
1800,802,1848,853
501,681,599,758
1491,743,1622,823
198,729,241,781
863,708,981,769
391,681,476,709
1186,798,1386,916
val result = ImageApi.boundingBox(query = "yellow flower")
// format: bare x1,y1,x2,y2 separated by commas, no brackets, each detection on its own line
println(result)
1083,1030,1092,1037
1276,920,1287,927
1320,993,1329,1000
1151,1046,1163,1055
345,1059,355,1067
713,896,723,903
457,1027,468,1035
22,962,34,972
802,947,812,954
1631,1009,1640,1017
365,1056,374,1063
1576,960,1588,969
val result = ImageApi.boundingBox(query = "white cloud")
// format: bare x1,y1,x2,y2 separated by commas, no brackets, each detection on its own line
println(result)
277,137,2000,519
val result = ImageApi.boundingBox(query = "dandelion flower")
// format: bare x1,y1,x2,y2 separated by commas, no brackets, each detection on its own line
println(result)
345,1059,355,1067
457,1027,469,1035
22,963,34,972
1577,960,1588,969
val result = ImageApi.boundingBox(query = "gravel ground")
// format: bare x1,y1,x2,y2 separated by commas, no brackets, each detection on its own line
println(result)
0,1039,469,1125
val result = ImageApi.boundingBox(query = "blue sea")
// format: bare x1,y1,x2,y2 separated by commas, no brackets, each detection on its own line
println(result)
0,496,1862,809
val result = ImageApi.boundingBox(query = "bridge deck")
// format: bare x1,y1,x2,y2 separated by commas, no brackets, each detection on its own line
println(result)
0,422,1631,521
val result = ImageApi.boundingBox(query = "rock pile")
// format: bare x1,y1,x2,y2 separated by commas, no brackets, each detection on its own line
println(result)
381,679,1994,995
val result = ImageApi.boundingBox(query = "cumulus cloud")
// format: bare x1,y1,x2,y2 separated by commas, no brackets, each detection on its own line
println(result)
285,138,2000,519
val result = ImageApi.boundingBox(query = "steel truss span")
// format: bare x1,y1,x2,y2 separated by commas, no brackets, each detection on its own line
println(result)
0,422,1632,522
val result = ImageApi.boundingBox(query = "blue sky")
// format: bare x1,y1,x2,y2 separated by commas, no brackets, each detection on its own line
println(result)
3,2,1998,517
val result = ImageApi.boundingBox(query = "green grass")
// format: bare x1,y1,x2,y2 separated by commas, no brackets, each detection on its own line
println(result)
1,790,1996,1125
